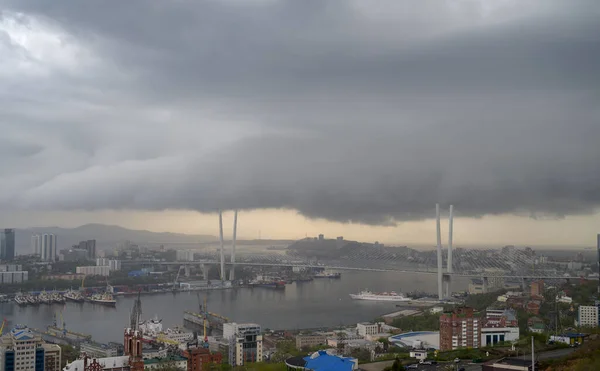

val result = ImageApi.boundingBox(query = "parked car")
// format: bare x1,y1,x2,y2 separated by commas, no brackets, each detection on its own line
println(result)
454,358,460,363
407,364,419,369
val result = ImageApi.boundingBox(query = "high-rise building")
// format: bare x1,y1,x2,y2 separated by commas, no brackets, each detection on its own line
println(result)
597,234,600,294
223,323,262,366
78,240,96,260
31,235,41,256
577,305,599,328
0,229,15,262
0,325,47,371
42,344,61,371
41,234,57,262
530,280,544,297
439,307,481,351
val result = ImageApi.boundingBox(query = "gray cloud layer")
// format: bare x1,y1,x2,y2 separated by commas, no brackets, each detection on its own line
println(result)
1,0,599,224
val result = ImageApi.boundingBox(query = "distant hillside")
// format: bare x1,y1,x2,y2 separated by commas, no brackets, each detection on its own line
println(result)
14,224,216,254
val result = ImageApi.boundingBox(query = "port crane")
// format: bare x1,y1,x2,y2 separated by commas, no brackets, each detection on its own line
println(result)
196,292,209,348
0,318,7,336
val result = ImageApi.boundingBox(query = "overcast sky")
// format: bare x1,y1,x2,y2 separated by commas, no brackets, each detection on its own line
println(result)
1,0,599,246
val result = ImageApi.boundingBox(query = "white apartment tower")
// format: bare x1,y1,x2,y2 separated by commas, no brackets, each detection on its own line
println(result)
40,234,57,262
31,235,41,256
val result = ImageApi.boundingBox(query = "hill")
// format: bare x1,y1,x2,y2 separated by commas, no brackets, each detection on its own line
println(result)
14,224,216,254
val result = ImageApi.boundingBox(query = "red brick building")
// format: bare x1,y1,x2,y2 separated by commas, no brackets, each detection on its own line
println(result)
526,301,541,315
183,347,222,371
439,307,481,351
530,281,544,297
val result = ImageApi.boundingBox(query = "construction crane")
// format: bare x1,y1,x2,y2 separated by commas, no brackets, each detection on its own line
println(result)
0,318,7,336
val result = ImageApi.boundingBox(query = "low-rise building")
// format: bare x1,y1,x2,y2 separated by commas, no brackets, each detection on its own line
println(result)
526,301,541,315
0,271,28,284
549,333,587,346
481,309,519,347
409,350,427,361
296,334,327,349
76,266,110,276
63,355,130,371
469,279,486,294
285,350,358,371
482,358,536,371
143,355,188,370
81,341,120,358
357,323,379,337
182,347,222,371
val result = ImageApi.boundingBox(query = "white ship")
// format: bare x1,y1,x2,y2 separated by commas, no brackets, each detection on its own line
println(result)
349,290,412,302
89,292,116,306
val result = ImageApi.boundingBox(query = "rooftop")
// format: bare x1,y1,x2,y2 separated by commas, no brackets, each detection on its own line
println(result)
303,350,356,371
144,355,187,365
492,357,536,367
64,356,129,371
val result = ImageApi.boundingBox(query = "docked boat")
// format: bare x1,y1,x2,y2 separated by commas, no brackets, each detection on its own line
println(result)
39,291,52,304
89,292,116,306
349,290,412,302
27,295,40,305
51,291,65,304
314,271,341,279
63,289,85,303
15,294,29,306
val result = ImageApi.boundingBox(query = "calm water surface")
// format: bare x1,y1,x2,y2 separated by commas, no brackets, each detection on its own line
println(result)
1,271,468,343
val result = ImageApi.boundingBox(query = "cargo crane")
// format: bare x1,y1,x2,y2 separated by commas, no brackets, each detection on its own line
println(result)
196,292,209,348
60,309,67,336
0,318,7,336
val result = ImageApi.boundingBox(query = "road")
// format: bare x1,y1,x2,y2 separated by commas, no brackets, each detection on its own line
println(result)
360,348,577,371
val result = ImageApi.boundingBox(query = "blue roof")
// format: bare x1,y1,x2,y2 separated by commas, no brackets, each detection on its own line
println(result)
303,351,356,371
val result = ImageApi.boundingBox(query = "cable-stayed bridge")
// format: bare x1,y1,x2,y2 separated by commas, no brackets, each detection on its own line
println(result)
126,205,597,300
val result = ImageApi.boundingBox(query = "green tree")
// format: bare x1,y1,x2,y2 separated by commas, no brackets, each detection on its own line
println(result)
60,345,80,368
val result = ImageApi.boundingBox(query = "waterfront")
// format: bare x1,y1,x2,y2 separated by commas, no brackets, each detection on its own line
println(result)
0,270,469,343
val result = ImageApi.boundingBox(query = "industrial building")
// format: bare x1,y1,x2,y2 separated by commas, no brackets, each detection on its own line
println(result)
223,323,262,366
0,271,29,284
76,265,111,276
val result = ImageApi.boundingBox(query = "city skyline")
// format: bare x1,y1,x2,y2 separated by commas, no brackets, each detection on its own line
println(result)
1,1,599,248
2,208,599,248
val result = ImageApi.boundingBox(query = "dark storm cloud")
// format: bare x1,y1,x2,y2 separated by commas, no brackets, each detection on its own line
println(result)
1,0,599,224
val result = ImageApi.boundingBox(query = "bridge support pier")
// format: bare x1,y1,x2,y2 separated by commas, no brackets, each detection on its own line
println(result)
184,265,191,277
482,276,489,293
442,273,452,299
201,264,208,280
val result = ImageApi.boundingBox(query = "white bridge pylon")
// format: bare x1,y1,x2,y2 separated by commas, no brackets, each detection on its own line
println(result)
436,203,454,300
218,209,238,281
